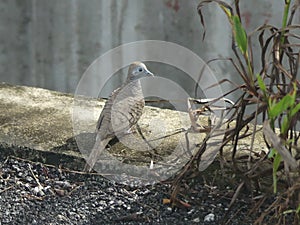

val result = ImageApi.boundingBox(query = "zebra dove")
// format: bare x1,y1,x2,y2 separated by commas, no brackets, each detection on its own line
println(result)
84,61,154,172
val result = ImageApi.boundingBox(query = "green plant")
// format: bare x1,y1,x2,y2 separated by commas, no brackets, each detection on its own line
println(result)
258,76,300,193
193,0,300,224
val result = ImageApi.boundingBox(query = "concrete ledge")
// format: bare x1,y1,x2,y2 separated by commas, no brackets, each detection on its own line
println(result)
0,82,276,174
0,83,75,150
0,83,205,170
0,83,87,168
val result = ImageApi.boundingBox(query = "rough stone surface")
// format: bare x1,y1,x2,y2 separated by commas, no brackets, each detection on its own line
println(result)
0,82,206,171
0,151,265,224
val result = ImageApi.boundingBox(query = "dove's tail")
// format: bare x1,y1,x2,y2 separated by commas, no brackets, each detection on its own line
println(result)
83,135,110,172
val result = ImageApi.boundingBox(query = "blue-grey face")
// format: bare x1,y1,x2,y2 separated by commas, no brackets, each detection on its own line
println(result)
127,62,154,81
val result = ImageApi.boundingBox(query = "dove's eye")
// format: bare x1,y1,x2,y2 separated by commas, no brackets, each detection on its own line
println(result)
138,67,143,72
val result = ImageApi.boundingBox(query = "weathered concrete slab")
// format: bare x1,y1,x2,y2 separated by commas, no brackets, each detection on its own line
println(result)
0,82,277,174
0,82,206,171
0,83,75,150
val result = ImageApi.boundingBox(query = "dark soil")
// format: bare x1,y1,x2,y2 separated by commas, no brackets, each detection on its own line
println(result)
0,145,292,225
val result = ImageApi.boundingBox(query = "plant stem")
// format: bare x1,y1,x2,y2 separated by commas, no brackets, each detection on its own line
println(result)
245,52,254,90
281,0,291,44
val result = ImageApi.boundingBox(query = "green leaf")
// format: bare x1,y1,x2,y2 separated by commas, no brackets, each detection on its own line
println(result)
268,148,276,158
233,15,248,54
269,94,294,119
256,74,267,93
291,103,300,117
273,152,282,193
296,203,300,214
281,115,289,135
283,209,295,215
268,98,274,110
220,5,232,20
273,152,281,172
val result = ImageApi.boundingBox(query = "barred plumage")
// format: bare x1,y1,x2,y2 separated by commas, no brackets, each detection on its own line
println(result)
84,62,154,172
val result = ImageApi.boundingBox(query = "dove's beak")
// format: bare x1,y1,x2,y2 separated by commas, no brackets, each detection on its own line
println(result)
145,69,154,77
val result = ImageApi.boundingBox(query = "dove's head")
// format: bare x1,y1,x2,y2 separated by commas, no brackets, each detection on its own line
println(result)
127,61,154,82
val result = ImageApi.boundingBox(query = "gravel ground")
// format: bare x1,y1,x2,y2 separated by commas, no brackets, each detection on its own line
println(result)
0,151,267,224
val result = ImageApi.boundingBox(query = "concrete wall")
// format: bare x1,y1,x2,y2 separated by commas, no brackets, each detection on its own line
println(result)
0,0,298,98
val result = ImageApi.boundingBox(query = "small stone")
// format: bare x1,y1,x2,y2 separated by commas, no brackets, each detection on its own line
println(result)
193,217,200,223
204,213,215,222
